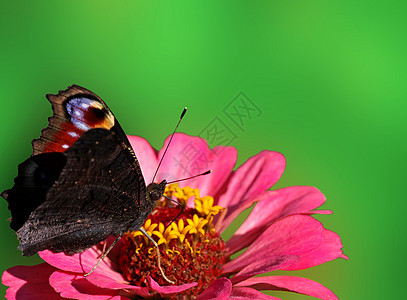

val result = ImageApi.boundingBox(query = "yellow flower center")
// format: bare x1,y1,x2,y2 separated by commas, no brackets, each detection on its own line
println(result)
119,184,226,297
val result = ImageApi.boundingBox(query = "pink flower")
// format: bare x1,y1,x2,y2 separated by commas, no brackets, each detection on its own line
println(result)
2,133,347,299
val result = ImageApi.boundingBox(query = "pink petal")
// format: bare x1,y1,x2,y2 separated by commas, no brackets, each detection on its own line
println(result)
235,276,338,300
148,276,197,296
2,263,60,300
196,277,232,300
49,271,123,299
223,215,323,274
127,135,158,184
231,256,297,284
340,253,350,259
156,133,237,200
85,273,150,297
193,146,237,198
229,287,281,299
281,229,347,270
226,186,327,254
308,209,333,215
216,150,286,233
39,244,117,275
40,242,152,296
100,236,124,267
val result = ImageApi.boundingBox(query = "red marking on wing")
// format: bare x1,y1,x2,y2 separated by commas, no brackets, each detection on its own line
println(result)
82,107,107,127
42,123,84,153
32,85,117,156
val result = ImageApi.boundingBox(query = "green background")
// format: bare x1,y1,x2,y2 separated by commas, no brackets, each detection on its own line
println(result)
0,1,405,299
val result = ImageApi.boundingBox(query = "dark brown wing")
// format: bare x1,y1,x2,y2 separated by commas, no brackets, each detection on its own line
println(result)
16,129,151,256
1,153,67,231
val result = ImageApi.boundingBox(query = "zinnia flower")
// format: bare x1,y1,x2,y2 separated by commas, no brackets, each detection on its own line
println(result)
2,133,347,299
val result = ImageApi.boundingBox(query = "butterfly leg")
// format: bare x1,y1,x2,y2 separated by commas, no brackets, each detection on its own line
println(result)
84,235,122,277
139,228,175,285
98,240,108,258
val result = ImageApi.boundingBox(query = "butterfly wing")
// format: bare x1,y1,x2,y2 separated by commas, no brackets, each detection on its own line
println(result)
3,85,135,232
2,85,153,256
32,84,131,155
1,153,67,231
16,128,152,256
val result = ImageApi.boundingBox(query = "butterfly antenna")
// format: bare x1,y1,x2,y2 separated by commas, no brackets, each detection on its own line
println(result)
84,235,122,277
163,195,184,230
151,107,187,183
166,170,212,184
139,228,176,284
163,170,213,229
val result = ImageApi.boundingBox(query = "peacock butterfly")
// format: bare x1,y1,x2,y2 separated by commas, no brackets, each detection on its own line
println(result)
1,85,167,257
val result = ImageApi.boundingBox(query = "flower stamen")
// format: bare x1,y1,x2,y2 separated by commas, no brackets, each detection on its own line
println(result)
119,184,227,296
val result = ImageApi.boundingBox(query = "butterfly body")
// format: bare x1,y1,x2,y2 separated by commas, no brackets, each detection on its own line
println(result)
2,85,164,256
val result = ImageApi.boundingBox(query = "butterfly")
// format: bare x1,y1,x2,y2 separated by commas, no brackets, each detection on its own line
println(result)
1,85,168,259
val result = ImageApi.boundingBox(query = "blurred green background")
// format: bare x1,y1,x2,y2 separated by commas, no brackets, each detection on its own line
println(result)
0,1,405,299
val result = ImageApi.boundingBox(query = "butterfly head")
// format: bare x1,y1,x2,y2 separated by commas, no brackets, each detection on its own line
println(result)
146,180,167,206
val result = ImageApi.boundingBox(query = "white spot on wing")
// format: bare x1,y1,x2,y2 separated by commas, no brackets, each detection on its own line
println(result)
68,131,79,137
73,120,90,131
62,144,69,149
65,96,114,130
